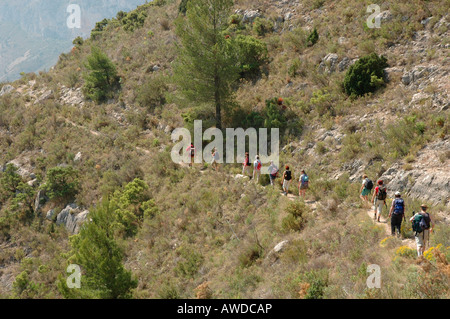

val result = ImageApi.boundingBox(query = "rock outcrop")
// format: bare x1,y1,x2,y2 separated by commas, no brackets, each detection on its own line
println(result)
56,203,89,234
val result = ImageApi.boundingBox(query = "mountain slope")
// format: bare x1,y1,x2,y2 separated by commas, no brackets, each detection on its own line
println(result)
0,0,448,299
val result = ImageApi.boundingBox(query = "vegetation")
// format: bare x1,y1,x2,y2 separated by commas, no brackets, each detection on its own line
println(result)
82,46,120,103
0,0,448,300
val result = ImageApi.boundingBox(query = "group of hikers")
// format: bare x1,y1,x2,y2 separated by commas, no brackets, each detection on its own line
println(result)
242,152,309,197
186,144,435,258
360,174,434,258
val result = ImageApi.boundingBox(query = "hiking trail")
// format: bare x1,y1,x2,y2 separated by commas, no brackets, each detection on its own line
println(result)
365,206,416,249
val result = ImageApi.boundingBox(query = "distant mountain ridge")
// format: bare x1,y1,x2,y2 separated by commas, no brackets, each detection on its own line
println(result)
0,0,148,82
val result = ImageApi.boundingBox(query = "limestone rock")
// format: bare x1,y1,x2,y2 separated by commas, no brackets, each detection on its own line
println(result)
56,203,89,234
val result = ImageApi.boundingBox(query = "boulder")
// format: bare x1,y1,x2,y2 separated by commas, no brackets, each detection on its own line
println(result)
56,203,89,234
242,10,261,23
0,85,14,96
319,53,339,74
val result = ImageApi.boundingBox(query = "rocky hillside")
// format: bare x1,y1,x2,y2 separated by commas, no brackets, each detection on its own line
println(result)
0,0,448,299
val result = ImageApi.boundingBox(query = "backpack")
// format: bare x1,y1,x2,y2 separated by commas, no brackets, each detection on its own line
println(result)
285,170,292,181
412,213,431,234
393,198,405,215
365,179,374,190
377,186,387,201
190,147,195,157
256,161,262,170
301,175,309,187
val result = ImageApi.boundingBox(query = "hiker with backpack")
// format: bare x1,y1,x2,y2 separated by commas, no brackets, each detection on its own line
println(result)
268,161,279,186
282,165,292,196
360,174,373,203
298,170,309,197
389,191,406,237
371,180,387,222
253,155,262,183
242,152,251,177
410,204,434,257
186,143,195,168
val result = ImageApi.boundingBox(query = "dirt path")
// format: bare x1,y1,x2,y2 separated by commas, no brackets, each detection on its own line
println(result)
366,208,416,249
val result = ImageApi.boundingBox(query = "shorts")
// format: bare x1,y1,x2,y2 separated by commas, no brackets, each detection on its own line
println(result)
361,188,370,196
415,230,430,248
283,179,291,189
300,184,309,190
374,199,384,214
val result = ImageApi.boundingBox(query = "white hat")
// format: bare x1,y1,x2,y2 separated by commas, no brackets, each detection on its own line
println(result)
395,191,401,196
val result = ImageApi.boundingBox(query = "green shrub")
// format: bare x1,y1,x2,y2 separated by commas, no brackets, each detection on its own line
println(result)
136,75,168,110
121,10,148,32
252,17,273,36
282,201,308,232
83,46,120,103
307,28,319,46
175,246,204,278
91,18,109,39
343,53,388,98
238,244,263,268
234,35,269,78
42,166,79,201
0,164,22,202
58,199,138,299
264,98,288,130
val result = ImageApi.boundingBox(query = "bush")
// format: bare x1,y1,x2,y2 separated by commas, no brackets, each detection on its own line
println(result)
234,35,269,78
343,53,388,98
307,28,319,46
282,201,308,232
121,10,148,32
83,46,120,103
136,75,168,110
42,166,79,201
252,17,274,36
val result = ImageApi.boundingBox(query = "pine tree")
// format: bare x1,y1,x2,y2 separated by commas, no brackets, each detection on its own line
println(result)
83,46,120,103
58,199,137,299
173,0,239,130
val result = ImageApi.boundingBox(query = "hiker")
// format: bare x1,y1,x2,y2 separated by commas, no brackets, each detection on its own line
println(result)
268,161,278,186
389,191,406,237
253,155,262,183
298,170,309,197
186,143,195,168
282,165,292,196
242,152,251,177
371,180,387,222
360,174,373,203
211,147,220,171
410,204,434,258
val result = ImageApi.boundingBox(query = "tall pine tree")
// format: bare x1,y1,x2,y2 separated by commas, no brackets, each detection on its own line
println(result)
58,199,137,299
173,0,239,130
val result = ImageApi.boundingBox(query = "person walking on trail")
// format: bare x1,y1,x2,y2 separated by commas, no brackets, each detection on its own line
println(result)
253,155,262,183
242,152,251,177
186,143,195,168
371,180,387,222
389,191,406,237
410,204,434,258
360,174,373,203
282,165,292,196
211,148,220,171
298,170,309,197
268,161,279,186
